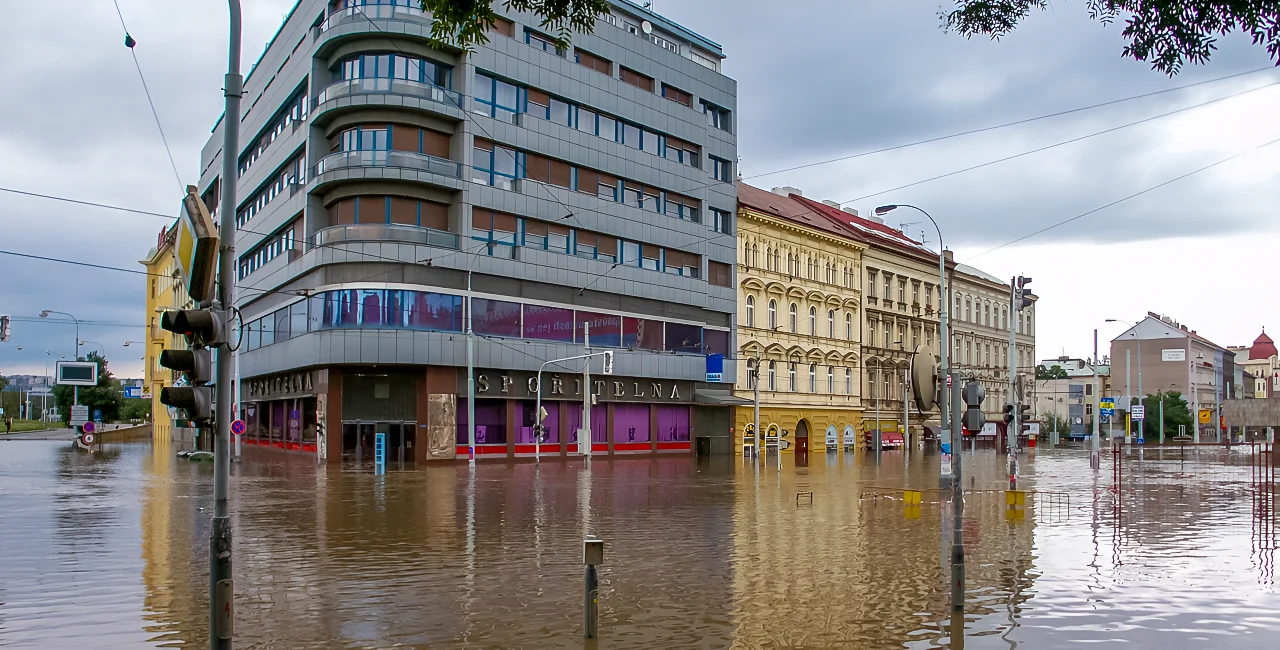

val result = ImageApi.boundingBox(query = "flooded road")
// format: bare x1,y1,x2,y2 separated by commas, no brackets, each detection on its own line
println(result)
1,440,1278,648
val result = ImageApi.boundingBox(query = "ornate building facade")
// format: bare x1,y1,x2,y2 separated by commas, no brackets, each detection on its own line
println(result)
733,184,864,455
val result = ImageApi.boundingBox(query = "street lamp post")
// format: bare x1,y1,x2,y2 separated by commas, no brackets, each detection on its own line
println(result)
79,341,105,357
876,205,949,482
39,310,79,359
464,243,488,468
1107,319,1143,443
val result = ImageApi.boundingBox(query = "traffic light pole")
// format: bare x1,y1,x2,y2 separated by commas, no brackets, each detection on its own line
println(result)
212,2,242,647
1008,278,1018,491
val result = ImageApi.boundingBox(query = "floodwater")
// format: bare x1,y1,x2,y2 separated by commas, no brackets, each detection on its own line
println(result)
1,440,1278,649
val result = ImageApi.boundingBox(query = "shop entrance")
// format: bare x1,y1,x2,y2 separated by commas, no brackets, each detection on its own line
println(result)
341,420,416,467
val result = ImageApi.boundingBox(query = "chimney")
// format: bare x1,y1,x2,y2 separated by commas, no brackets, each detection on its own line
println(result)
867,215,885,224
943,250,954,262
841,207,859,217
821,200,841,208
771,186,803,197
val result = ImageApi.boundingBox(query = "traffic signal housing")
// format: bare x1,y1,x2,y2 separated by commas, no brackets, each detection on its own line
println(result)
160,309,227,347
1003,404,1014,425
159,347,213,423
1016,276,1033,310
961,381,986,436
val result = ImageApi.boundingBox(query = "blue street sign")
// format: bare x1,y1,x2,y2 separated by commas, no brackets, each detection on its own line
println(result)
123,386,141,399
374,432,387,474
92,409,102,422
231,419,246,435
705,354,724,383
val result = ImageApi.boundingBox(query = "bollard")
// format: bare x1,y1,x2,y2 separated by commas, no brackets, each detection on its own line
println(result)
583,537,603,639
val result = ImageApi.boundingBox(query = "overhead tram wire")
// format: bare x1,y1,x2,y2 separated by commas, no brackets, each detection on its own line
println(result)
839,77,1280,205
970,133,1280,259
112,0,184,193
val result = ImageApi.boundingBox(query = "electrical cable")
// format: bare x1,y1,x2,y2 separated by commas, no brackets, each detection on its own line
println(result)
112,0,184,193
969,132,1280,259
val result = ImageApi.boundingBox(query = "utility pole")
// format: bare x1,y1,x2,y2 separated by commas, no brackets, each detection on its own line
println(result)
1008,278,1019,489
582,323,591,460
1091,374,1101,469
212,3,242,646
904,365,910,464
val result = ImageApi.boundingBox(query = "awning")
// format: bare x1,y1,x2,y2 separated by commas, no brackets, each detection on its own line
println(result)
694,390,754,406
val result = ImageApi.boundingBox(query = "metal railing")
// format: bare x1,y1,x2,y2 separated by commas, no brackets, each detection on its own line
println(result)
312,78,462,111
313,149,463,179
318,3,431,33
310,223,460,250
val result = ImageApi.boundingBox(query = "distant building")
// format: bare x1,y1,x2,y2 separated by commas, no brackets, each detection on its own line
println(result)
1232,329,1280,398
950,262,1036,422
1034,357,1107,437
1110,312,1232,439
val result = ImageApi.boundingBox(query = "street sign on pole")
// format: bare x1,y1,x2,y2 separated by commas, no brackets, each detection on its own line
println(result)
70,405,89,427
1132,405,1146,421
231,419,246,435
1099,397,1115,418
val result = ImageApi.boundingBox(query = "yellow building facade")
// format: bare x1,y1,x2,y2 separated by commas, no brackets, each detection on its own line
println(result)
733,184,865,455
140,223,191,442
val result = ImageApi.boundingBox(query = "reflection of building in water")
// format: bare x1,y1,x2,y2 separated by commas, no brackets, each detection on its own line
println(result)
140,443,204,644
728,457,1038,646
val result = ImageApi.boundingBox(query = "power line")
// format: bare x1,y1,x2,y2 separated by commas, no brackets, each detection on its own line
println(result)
112,0,184,193
970,133,1280,259
0,186,174,220
0,248,157,277
841,78,1280,204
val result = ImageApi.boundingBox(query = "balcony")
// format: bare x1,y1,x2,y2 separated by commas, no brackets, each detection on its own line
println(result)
317,4,432,35
310,223,460,250
312,78,463,116
314,149,463,179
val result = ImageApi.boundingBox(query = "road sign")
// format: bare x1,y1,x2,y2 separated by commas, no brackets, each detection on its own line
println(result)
70,405,89,427
231,419,246,435
124,386,142,399
1100,397,1115,417
82,421,95,434
56,361,99,386
80,431,95,445
1199,409,1212,424
1132,405,1146,421
93,409,102,423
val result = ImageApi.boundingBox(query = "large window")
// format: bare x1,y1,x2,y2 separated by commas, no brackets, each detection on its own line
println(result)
828,310,835,338
239,87,307,177
745,296,755,328
768,361,776,391
702,100,731,131
472,139,518,189
809,307,817,335
768,300,777,330
788,363,796,392
809,364,817,393
339,53,450,87
845,313,853,340
711,208,731,234
326,195,448,229
789,303,798,333
473,73,519,121
711,157,732,183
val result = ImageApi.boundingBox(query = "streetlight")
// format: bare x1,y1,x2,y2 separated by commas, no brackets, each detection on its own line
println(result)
1106,318,1142,444
876,205,950,479
79,340,106,357
39,310,80,359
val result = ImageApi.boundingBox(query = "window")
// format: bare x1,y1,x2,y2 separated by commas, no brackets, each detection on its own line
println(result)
925,285,932,308
702,100,730,131
574,49,612,74
745,296,755,328
898,279,906,303
868,270,877,297
663,136,700,168
665,193,700,222
619,67,655,92
489,16,515,38
884,274,892,301
846,313,853,340
827,366,835,394
662,84,692,107
964,298,972,322
768,300,777,330
912,282,920,305
473,73,519,121
526,29,564,56
809,364,817,393
789,303,798,333
339,53,451,87
984,343,991,367
828,310,835,338
1002,307,1008,330
711,208,732,234
809,307,817,335
711,157,732,182
471,139,517,189
768,361,776,391
926,326,933,347
912,326,919,350
708,261,731,287
789,363,796,392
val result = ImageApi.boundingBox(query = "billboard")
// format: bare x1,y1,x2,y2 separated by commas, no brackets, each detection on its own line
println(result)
56,361,99,386
1162,349,1186,362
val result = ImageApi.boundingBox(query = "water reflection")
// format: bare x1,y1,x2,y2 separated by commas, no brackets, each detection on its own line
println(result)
1,442,1279,647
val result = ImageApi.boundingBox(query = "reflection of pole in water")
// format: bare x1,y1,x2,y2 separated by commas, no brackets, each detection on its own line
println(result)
464,468,476,634
579,461,592,539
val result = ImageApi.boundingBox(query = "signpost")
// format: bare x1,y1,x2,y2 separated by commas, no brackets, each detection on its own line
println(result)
70,405,89,428
1100,397,1115,419
124,386,142,399
1132,404,1146,421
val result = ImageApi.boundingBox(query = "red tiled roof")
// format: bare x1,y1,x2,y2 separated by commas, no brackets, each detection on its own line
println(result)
787,194,940,264
736,182,864,243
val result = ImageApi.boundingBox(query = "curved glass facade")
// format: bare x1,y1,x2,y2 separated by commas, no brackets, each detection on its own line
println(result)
242,289,728,356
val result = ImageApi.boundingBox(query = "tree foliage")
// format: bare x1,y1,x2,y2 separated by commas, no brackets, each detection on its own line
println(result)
1036,364,1070,380
942,1,1280,75
421,0,611,50
1140,390,1194,438
1039,410,1072,433
51,352,123,425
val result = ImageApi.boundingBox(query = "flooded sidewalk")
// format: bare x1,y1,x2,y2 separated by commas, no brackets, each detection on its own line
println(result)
0,441,1276,648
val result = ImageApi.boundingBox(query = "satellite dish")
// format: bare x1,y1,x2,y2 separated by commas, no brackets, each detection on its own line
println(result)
911,345,938,412
641,20,653,34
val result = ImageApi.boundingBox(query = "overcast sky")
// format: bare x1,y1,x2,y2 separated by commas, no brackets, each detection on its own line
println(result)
1,0,1277,381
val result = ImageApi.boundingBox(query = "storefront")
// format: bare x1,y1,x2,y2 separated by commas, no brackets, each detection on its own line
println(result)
459,369,698,458
241,369,324,454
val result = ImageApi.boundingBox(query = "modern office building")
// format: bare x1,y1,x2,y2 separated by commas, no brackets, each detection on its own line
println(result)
195,0,738,463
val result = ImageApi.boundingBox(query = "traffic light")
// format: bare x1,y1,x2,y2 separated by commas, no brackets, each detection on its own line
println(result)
962,381,986,436
0,314,10,342
1016,276,1033,310
1018,404,1031,420
159,347,213,422
161,309,227,347
1003,404,1014,425
158,308,226,425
